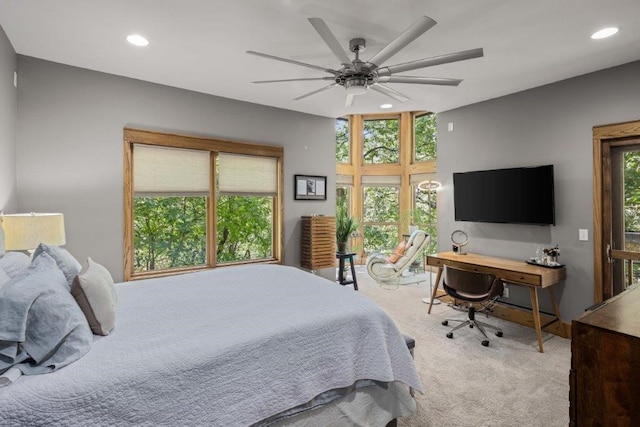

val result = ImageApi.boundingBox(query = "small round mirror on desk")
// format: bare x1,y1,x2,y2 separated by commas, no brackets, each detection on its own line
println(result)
451,229,468,255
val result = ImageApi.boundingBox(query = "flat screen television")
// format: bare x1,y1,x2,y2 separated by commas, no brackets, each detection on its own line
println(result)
453,165,555,225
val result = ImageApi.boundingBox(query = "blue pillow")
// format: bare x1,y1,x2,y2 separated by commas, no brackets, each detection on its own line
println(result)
33,243,81,290
0,252,92,376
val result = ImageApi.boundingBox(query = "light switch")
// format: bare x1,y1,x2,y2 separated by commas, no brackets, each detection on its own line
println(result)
447,122,454,132
579,229,588,241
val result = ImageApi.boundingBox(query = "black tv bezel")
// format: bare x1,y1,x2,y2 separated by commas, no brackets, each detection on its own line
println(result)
453,164,555,226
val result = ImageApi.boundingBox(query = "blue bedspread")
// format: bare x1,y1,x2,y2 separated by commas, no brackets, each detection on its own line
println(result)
0,264,421,426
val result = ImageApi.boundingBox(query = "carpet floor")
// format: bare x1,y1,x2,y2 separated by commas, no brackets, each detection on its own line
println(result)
351,266,571,427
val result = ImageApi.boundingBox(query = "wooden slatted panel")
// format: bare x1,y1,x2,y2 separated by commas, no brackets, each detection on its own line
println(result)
301,216,336,270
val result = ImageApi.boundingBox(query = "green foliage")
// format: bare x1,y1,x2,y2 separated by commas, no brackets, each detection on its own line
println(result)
336,206,359,243
414,113,437,161
133,195,273,273
336,118,350,163
363,118,399,163
363,186,399,222
134,196,207,272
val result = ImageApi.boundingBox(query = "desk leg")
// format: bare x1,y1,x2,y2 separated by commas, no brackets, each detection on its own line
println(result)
428,267,443,314
547,287,565,337
529,287,544,353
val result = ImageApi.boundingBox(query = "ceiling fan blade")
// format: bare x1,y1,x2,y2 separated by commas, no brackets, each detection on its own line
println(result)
367,16,437,68
377,48,484,76
308,18,352,66
293,83,338,101
345,93,356,107
378,76,462,86
253,77,336,84
247,50,340,75
370,83,410,103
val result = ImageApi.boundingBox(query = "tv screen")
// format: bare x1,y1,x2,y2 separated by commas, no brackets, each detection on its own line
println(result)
453,165,555,225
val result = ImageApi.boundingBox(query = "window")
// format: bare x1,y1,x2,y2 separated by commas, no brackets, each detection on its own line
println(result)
336,118,350,163
336,111,438,264
363,117,399,164
362,176,400,254
414,112,437,162
411,174,438,255
124,129,283,280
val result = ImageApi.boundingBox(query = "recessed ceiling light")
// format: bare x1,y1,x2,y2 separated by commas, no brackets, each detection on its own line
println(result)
380,103,393,109
591,27,619,40
127,34,149,47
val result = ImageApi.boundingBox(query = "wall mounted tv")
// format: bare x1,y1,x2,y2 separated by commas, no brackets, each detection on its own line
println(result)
453,165,555,225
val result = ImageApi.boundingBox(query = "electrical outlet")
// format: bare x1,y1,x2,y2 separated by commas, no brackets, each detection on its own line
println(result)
502,285,509,298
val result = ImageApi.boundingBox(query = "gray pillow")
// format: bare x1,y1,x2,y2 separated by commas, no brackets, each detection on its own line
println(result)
32,243,81,290
0,252,92,375
71,257,117,336
0,251,31,279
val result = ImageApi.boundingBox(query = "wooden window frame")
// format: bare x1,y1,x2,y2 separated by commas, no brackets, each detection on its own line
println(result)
123,128,284,281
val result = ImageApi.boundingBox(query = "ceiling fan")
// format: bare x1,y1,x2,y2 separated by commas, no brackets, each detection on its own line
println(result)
247,15,484,107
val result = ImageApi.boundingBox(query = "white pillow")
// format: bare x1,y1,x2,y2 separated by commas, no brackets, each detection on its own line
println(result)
70,257,117,336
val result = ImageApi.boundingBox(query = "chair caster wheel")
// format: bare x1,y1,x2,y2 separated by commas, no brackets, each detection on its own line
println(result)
482,340,490,347
496,331,503,337
442,320,448,326
469,324,474,328
446,332,453,339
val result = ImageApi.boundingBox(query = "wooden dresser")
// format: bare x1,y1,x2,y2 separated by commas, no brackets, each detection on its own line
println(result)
300,215,336,271
569,284,640,426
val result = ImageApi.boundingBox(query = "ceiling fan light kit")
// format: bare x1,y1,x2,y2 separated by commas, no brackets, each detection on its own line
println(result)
247,15,483,107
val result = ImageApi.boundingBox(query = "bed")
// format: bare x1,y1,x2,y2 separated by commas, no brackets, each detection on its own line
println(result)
0,253,422,426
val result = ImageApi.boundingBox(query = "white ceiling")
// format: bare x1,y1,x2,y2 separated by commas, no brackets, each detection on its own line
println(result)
1,0,639,118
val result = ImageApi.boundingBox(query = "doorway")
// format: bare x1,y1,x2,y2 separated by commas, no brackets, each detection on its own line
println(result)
594,120,640,302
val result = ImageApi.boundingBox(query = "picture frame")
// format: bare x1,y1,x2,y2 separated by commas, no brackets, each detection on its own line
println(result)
294,175,327,200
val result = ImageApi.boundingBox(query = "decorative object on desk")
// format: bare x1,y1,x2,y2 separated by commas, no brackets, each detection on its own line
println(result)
450,229,468,255
1,212,66,256
543,245,560,264
336,207,359,254
294,175,327,200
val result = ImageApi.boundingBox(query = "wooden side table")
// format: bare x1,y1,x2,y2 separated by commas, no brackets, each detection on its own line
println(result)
336,252,358,290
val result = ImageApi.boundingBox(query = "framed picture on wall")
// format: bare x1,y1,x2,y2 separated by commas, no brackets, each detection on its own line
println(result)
294,175,327,200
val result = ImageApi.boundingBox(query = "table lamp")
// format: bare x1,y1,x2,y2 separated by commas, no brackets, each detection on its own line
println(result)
1,212,66,255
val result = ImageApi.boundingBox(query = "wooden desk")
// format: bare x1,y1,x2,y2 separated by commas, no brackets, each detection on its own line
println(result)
426,252,566,352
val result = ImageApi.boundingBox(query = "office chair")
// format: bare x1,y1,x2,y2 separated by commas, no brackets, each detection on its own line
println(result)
366,230,429,286
441,265,504,347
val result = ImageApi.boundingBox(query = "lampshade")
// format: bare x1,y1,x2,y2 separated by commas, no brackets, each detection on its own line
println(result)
1,213,66,251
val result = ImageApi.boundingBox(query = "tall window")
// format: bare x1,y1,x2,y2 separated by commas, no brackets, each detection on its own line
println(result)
363,118,399,164
414,112,437,162
336,112,437,262
336,118,350,163
362,177,400,253
124,129,283,280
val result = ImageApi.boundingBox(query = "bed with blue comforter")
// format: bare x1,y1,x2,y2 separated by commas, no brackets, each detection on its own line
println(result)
0,263,421,426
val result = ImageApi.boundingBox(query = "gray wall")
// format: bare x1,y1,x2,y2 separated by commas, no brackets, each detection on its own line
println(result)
0,25,17,213
437,60,640,321
15,56,336,282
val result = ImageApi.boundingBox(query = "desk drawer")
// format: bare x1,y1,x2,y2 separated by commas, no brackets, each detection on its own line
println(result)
500,270,539,286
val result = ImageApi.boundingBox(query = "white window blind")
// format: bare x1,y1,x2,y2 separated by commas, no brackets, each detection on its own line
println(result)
133,144,210,196
410,173,437,185
336,174,354,185
361,175,401,185
218,153,277,196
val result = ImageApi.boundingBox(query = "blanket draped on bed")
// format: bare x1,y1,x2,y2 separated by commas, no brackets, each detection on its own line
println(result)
0,252,92,384
0,264,421,426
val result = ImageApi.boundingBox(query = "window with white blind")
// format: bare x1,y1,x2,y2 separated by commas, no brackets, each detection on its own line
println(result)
124,129,283,280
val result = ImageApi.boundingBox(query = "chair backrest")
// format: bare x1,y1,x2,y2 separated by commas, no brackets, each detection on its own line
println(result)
393,230,429,269
443,265,504,302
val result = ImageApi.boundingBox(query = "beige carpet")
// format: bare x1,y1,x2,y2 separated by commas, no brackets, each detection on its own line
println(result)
352,266,571,427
